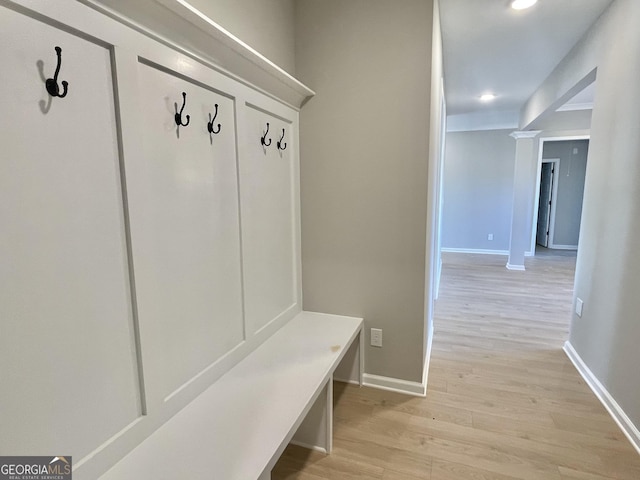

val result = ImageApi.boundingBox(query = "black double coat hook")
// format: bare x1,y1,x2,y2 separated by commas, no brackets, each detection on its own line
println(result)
175,92,190,127
277,128,287,151
261,122,272,147
208,104,221,134
46,46,69,98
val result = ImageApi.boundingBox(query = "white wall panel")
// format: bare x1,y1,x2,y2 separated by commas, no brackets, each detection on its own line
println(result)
0,8,142,458
128,61,244,402
1,1,306,476
239,105,297,335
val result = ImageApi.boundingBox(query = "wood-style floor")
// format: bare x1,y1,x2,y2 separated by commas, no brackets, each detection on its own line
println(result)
272,252,640,479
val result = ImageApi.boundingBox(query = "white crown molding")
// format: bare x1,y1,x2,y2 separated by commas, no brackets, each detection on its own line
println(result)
510,130,542,139
557,102,593,112
80,0,315,109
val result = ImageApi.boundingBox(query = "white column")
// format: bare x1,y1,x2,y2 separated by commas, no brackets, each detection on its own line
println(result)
507,130,541,270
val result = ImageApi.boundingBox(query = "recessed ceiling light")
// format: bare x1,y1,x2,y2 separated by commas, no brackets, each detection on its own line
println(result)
511,0,538,10
480,94,496,102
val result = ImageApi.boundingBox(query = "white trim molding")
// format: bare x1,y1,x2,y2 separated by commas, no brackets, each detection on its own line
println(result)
564,342,640,456
506,262,526,271
442,247,509,256
423,318,434,394
289,440,327,454
510,130,542,140
435,257,443,300
548,244,578,251
557,102,593,112
362,374,426,397
333,377,360,386
81,0,315,108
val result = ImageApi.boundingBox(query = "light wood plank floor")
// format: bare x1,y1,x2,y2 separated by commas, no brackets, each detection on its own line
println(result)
273,252,640,480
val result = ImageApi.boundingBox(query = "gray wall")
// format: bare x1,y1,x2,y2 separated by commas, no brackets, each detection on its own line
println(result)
536,109,592,132
543,140,589,247
524,0,640,433
442,129,515,252
295,0,434,383
188,0,296,73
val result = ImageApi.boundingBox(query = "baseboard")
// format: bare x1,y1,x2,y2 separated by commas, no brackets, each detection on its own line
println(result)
548,244,578,250
506,262,526,271
563,341,640,455
289,440,327,454
442,247,509,256
333,377,360,386
362,373,426,397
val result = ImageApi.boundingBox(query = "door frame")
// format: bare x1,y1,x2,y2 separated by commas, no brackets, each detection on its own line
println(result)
530,135,590,255
536,159,560,249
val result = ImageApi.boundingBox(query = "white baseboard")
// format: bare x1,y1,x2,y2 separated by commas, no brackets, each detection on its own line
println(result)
525,251,534,257
442,247,509,256
333,377,360,386
506,262,526,271
549,244,578,250
563,341,640,455
289,440,327,454
362,373,426,397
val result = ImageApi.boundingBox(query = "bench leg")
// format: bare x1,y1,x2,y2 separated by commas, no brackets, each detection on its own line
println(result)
291,376,333,453
333,331,364,386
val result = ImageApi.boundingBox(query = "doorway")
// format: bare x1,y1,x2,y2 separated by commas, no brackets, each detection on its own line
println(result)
531,136,589,254
536,159,559,248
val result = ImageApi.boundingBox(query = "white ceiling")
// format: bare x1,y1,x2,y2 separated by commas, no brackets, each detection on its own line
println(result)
440,0,613,118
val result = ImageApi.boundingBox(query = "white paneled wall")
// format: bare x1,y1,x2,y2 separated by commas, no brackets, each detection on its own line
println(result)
130,61,245,402
0,1,310,477
0,5,142,460
240,106,298,335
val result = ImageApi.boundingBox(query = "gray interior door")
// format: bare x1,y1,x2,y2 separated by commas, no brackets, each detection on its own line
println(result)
537,162,554,247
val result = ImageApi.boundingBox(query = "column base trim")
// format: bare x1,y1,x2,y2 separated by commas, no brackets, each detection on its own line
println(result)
506,262,526,271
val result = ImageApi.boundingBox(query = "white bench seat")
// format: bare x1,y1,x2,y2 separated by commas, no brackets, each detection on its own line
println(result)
99,311,363,480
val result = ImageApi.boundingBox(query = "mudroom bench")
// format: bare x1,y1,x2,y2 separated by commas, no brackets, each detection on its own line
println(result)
99,312,363,480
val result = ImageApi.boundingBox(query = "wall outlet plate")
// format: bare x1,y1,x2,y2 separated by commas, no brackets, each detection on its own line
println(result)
488,233,494,241
576,298,584,317
371,328,383,347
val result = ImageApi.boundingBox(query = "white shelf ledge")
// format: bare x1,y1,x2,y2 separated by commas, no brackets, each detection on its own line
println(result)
80,0,315,108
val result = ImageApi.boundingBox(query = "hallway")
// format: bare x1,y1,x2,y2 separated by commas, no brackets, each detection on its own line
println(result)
273,253,640,479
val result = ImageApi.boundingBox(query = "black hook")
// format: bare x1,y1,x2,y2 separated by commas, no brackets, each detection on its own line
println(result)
175,92,190,127
207,104,221,134
261,122,272,147
277,128,287,151
45,46,69,98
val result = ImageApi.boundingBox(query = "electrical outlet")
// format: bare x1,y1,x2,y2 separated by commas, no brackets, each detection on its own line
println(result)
576,298,584,317
371,328,383,347
488,233,494,241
